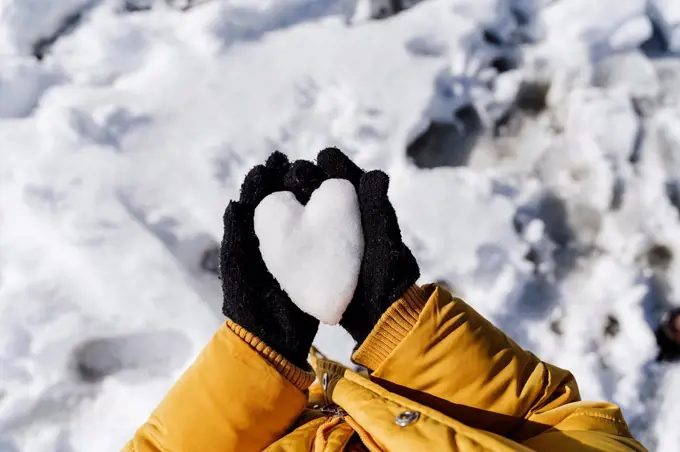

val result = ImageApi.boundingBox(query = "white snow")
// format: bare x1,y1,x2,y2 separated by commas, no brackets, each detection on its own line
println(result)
650,0,680,53
254,179,364,325
0,0,92,56
2,0,680,450
0,58,66,118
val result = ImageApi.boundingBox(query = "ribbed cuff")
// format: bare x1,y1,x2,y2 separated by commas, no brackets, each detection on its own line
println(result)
352,285,429,371
226,319,316,391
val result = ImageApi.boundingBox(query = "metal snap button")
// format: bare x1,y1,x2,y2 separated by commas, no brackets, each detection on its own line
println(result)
395,411,420,426
322,372,329,391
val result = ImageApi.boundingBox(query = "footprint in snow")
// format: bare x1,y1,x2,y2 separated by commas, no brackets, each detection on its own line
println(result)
0,333,189,434
71,330,191,383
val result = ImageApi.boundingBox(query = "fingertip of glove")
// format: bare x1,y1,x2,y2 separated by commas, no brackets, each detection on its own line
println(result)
240,162,288,206
239,165,268,204
223,200,249,229
266,151,290,174
360,170,390,199
317,147,363,186
317,147,344,163
240,152,291,206
223,199,239,217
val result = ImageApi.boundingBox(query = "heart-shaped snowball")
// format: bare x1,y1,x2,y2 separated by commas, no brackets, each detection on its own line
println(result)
254,179,364,325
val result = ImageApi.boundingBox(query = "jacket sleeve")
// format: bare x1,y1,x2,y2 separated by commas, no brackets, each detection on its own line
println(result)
352,285,646,451
123,321,312,452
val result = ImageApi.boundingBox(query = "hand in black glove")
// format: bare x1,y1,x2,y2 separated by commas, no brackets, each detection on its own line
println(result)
314,148,421,344
220,152,328,369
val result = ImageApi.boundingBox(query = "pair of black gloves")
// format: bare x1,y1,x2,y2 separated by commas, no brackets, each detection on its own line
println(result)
220,148,420,369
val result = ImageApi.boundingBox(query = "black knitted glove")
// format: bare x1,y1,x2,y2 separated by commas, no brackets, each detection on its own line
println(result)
220,152,324,369
315,148,421,345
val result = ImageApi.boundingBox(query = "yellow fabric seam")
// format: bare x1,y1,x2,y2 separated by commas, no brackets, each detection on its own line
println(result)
560,411,629,424
225,319,315,391
352,285,429,370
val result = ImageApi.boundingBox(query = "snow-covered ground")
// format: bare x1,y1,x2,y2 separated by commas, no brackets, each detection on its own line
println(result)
2,0,680,450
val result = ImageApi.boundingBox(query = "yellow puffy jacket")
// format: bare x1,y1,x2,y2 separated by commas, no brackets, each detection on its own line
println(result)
124,285,647,451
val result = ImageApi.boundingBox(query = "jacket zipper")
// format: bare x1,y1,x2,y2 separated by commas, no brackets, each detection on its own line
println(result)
320,405,347,419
